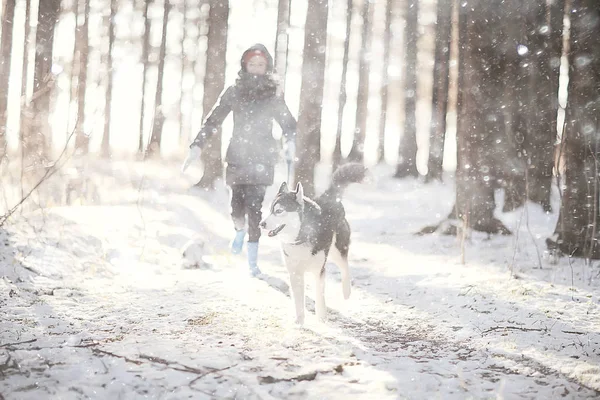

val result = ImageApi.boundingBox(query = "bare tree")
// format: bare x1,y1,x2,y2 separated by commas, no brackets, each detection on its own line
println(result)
178,0,189,143
395,0,419,178
138,0,151,154
195,0,229,188
425,0,452,182
421,0,512,236
332,0,352,169
548,0,600,259
502,1,564,213
148,0,171,157
28,0,61,161
73,0,90,153
347,0,374,164
296,0,328,197
101,0,118,158
274,0,291,90
377,0,393,164
0,0,17,155
18,0,32,157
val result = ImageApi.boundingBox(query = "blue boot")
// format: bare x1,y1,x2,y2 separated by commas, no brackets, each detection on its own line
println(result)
231,229,246,254
247,242,262,277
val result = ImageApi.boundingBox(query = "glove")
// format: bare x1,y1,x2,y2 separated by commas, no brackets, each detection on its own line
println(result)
181,145,202,173
283,140,296,163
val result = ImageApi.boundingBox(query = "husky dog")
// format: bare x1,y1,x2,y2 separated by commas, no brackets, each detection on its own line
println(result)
260,163,366,324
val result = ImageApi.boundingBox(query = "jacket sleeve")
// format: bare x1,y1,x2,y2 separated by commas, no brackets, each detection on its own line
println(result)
273,94,297,143
191,87,234,148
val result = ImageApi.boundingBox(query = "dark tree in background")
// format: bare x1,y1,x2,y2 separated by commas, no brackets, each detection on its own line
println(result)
548,0,600,259
101,0,117,158
148,0,171,157
138,0,152,154
425,0,452,182
347,0,373,164
29,0,61,162
274,0,291,91
503,0,563,213
451,1,513,234
196,0,229,189
19,0,33,157
73,0,91,153
0,0,17,156
332,0,352,170
377,0,393,164
296,0,328,197
395,0,419,178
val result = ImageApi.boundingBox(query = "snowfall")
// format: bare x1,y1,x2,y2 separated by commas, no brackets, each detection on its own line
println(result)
0,159,599,400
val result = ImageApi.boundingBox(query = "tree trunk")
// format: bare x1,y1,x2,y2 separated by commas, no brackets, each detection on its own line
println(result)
347,0,373,164
138,0,151,154
377,0,392,164
148,0,170,158
28,0,60,162
178,0,188,144
395,0,419,178
503,1,563,213
296,0,328,198
18,0,32,157
72,0,90,154
195,0,228,189
501,1,529,212
101,0,117,158
0,0,17,155
522,0,564,212
274,0,291,90
453,0,511,234
425,0,452,182
548,0,600,259
332,0,352,170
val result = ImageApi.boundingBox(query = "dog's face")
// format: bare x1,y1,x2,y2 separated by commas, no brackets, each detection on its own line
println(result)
260,182,304,241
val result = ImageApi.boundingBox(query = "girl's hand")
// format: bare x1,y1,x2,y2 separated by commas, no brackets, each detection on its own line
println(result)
181,146,202,173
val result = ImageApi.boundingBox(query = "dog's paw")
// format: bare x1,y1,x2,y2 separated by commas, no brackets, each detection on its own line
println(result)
294,316,305,326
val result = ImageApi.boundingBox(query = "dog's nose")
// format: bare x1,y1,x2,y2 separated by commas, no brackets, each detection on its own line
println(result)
259,221,266,228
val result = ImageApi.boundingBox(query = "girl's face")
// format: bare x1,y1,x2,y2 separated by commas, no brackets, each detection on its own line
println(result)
246,55,268,75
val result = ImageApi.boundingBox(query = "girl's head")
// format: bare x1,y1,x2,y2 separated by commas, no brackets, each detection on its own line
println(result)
237,44,278,101
242,51,269,75
240,44,274,75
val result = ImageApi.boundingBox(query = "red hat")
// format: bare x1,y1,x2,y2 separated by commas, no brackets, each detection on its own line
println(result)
242,49,268,68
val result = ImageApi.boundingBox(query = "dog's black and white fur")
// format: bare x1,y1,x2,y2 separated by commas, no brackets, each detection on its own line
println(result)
260,163,366,324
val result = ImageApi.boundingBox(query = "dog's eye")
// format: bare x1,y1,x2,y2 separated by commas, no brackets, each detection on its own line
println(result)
275,209,283,215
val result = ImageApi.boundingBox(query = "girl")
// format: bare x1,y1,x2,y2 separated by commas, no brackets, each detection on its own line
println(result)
183,44,297,276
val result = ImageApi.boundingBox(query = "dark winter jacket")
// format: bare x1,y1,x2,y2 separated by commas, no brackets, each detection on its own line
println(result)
192,44,297,186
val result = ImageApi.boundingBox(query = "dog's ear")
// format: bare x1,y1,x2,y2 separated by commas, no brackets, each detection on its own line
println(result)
295,182,304,205
278,182,288,194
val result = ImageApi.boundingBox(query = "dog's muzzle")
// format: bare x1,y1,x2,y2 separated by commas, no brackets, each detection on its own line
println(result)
267,224,286,237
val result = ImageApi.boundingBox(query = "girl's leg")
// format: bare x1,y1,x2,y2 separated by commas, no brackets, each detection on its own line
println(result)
245,185,267,243
230,185,246,230
230,185,246,254
245,185,267,275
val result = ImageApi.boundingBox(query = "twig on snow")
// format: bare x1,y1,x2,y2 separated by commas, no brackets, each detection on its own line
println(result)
0,339,37,348
481,326,547,335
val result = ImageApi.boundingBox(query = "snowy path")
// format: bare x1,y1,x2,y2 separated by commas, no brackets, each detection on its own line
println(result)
1,161,599,399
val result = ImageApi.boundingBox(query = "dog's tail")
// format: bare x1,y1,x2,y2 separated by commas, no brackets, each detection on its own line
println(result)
326,162,367,198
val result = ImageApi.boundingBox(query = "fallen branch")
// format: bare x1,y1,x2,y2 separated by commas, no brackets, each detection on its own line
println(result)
0,339,37,348
562,330,587,335
91,348,144,365
481,326,547,335
258,362,359,384
188,365,236,388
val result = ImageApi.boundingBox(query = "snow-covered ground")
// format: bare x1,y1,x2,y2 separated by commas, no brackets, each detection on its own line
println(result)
1,159,599,399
